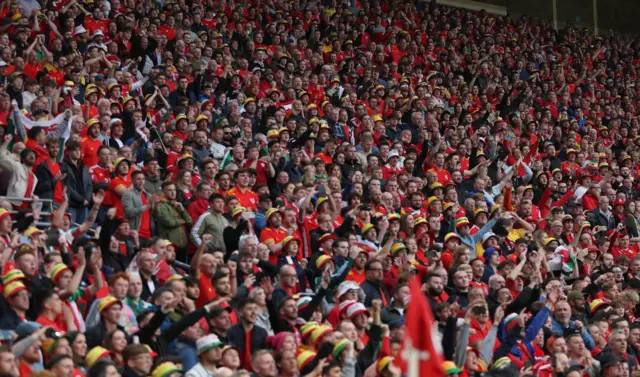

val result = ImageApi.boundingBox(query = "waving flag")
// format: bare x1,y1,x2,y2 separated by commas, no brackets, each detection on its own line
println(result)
16,111,70,139
401,278,446,377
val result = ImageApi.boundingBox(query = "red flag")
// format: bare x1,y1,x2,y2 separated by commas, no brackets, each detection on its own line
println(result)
400,278,446,377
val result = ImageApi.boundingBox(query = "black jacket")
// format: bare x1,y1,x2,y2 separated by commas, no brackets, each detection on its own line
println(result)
227,323,268,363
34,160,61,201
61,158,93,208
360,280,390,308
140,273,159,302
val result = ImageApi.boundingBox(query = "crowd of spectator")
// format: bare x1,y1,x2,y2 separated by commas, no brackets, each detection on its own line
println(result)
1,0,640,377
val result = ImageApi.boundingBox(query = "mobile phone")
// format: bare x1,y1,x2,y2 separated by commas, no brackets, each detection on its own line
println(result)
19,236,31,245
317,183,326,197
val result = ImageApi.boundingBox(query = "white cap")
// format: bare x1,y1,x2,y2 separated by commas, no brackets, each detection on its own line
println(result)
0,61,7,67
74,25,87,35
482,232,498,243
337,281,360,298
92,30,104,38
388,150,400,159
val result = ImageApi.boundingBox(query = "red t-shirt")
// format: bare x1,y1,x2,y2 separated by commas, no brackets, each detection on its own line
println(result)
138,192,152,239
35,314,65,332
195,273,216,308
225,187,258,211
243,159,269,185
243,328,253,370
81,137,103,167
259,227,288,264
19,361,32,377
46,160,64,203
108,176,130,219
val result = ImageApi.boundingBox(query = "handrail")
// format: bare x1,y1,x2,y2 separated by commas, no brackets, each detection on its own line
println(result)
0,196,56,229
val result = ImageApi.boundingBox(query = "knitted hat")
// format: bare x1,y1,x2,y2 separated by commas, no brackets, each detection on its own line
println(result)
504,313,519,332
297,351,316,371
310,325,333,345
300,322,319,339
332,339,351,359
296,296,312,310
2,269,25,285
3,281,27,298
455,217,470,228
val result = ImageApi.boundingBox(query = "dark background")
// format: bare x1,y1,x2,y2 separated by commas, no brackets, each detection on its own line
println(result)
448,0,640,35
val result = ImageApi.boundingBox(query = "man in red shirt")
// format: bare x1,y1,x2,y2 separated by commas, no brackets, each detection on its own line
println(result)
225,168,258,213
108,157,132,219
89,145,112,188
35,289,66,332
81,119,103,167
25,126,48,169
259,208,288,264
18,337,41,377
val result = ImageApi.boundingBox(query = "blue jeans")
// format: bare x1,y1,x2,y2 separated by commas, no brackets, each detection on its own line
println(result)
68,207,88,224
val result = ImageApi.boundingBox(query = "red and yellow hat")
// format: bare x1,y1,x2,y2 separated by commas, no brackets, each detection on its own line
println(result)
232,207,245,219
413,217,427,228
318,233,336,243
310,325,333,345
86,118,99,129
85,346,111,367
300,322,319,339
50,263,70,283
3,281,27,298
97,295,122,312
456,217,470,228
175,114,188,122
361,223,375,236
281,236,299,249
387,213,400,221
2,269,25,285
265,208,280,221
445,232,461,243
316,255,333,270
23,227,42,237
0,208,10,222
297,351,317,371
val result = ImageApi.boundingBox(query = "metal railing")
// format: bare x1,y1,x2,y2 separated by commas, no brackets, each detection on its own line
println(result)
0,196,54,228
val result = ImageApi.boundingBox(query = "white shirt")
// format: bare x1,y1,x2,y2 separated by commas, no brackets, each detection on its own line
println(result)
185,363,214,377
